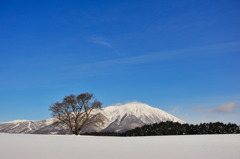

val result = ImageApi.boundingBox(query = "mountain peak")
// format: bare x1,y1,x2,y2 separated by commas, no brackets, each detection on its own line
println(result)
103,102,185,124
0,102,186,134
109,102,153,110
98,102,185,133
118,102,155,115
122,102,151,107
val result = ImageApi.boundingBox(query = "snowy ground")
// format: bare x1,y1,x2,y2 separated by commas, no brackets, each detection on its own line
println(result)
0,133,239,159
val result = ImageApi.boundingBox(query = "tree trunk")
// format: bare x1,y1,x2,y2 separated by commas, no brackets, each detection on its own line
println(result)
74,130,81,135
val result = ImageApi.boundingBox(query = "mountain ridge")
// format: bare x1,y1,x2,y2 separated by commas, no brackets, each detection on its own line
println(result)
0,102,185,134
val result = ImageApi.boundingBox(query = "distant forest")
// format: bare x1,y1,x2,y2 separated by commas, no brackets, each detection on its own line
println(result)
83,121,240,136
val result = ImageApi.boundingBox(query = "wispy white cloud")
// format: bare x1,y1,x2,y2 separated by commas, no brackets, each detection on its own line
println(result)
88,35,124,55
57,41,240,78
65,41,240,68
90,36,112,48
193,105,201,111
170,106,180,114
205,102,239,114
96,40,112,48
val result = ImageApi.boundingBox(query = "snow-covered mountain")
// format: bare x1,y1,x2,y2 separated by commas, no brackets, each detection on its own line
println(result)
0,102,185,134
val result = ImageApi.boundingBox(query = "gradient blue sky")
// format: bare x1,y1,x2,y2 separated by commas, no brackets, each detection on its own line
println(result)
0,0,240,124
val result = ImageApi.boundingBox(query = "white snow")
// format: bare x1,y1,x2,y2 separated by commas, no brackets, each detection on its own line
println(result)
101,102,186,124
27,122,32,131
10,123,20,129
1,102,186,134
0,133,239,159
5,120,29,124
44,118,55,125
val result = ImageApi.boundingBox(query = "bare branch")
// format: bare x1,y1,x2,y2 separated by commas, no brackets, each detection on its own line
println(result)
49,93,104,135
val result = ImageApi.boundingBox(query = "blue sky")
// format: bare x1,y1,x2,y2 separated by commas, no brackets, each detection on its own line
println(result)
0,0,240,124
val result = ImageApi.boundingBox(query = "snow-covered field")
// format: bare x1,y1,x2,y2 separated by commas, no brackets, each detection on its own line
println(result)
0,133,239,159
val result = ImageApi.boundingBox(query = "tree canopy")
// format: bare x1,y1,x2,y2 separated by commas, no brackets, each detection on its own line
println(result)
49,93,104,135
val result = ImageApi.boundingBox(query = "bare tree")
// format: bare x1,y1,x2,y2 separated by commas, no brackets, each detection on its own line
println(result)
49,93,104,135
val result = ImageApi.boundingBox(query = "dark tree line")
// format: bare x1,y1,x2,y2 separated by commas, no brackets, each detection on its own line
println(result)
123,121,240,136
83,121,240,136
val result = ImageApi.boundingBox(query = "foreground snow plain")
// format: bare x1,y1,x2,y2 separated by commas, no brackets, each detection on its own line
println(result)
0,133,239,159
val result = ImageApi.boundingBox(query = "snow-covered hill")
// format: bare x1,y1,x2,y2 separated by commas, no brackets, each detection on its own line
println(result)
0,102,185,134
1,133,239,159
94,102,185,133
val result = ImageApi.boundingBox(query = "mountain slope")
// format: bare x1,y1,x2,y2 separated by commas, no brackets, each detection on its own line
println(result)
0,102,185,134
97,102,185,132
